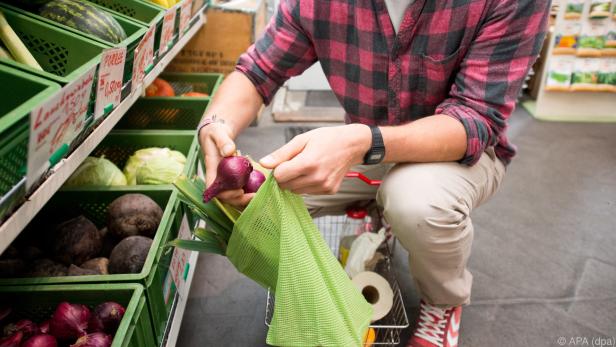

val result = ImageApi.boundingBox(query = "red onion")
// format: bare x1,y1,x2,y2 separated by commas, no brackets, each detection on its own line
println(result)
88,302,125,334
49,302,90,340
0,331,22,347
38,320,50,334
21,334,57,347
70,333,111,347
3,319,37,338
203,156,253,202
243,170,266,193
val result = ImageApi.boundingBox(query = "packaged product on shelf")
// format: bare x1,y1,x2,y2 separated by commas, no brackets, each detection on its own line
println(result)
577,20,608,56
589,0,611,19
545,56,575,91
571,58,600,91
554,20,581,54
604,21,616,55
564,0,584,19
597,58,616,91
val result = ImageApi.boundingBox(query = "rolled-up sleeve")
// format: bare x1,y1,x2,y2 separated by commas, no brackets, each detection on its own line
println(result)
236,0,317,104
435,0,549,165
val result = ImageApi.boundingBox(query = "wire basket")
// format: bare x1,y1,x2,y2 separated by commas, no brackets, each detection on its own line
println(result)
265,214,409,346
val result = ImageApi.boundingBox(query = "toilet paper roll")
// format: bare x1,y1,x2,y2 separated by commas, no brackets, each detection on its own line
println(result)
352,271,394,322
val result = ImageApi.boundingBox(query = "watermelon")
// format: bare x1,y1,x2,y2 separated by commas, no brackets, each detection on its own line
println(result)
38,0,127,44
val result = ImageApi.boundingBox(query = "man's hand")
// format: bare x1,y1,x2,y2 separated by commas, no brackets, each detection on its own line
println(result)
259,124,371,195
198,121,255,207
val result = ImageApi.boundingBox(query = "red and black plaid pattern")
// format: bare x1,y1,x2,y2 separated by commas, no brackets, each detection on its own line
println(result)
236,0,549,165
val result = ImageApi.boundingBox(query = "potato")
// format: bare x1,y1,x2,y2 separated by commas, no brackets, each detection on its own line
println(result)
28,258,67,277
108,236,152,274
68,264,99,276
98,227,116,258
107,194,163,239
52,216,102,265
21,246,43,261
80,257,109,275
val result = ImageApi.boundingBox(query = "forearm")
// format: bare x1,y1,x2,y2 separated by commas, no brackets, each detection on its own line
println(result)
202,71,263,139
378,115,467,163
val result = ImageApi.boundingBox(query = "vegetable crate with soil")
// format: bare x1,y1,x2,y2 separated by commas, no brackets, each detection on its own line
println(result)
115,97,211,131
0,1,148,100
0,188,182,344
0,283,155,347
0,64,60,223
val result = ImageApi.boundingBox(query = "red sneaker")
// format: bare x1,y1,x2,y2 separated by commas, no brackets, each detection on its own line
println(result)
406,301,462,347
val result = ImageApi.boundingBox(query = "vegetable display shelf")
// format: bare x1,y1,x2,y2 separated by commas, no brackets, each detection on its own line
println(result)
115,97,212,130
0,2,148,99
0,64,60,224
0,12,204,258
148,72,224,99
0,283,155,347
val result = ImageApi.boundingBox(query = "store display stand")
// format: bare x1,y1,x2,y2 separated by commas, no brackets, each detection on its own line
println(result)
526,0,616,122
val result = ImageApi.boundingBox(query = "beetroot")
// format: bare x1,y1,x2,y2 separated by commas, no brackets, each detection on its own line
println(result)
70,333,111,347
49,302,90,340
244,170,266,193
0,331,21,347
203,156,253,202
88,302,125,334
21,334,57,347
3,319,37,338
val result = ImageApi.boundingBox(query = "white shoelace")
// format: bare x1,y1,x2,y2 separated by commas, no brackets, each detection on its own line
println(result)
414,302,449,347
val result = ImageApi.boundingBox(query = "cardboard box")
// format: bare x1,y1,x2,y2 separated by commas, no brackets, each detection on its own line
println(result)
167,0,267,75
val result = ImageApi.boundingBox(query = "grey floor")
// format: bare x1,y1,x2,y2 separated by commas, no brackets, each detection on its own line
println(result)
176,102,616,347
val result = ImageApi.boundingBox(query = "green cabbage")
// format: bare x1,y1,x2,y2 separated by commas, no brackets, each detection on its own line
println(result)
65,156,127,187
123,147,187,185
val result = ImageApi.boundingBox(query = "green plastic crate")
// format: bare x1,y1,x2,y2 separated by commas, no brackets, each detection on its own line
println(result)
115,97,210,130
85,0,165,58
0,64,61,222
0,6,107,85
156,72,223,98
0,284,155,347
0,2,148,91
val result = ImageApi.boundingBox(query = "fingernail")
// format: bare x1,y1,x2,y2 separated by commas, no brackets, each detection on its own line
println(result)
259,155,274,166
221,144,234,156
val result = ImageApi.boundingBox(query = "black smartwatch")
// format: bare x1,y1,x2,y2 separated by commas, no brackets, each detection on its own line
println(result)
362,125,385,165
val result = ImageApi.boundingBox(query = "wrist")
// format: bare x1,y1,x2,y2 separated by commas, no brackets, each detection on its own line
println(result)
348,124,373,165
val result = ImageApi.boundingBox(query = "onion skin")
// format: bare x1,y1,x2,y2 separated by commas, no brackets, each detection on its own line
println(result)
203,156,253,202
244,170,265,193
21,334,57,347
88,302,125,334
38,321,50,334
49,302,90,340
0,331,22,347
70,333,112,347
3,319,37,339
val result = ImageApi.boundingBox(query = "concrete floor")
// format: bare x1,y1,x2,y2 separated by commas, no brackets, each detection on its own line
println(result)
176,103,616,347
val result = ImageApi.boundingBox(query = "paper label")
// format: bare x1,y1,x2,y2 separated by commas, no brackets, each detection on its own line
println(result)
94,47,126,120
131,25,156,93
179,0,193,35
26,67,95,188
169,215,193,297
159,7,177,55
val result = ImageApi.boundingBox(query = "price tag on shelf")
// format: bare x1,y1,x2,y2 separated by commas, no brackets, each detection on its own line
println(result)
26,67,95,189
179,0,193,35
131,25,156,93
94,47,126,120
159,6,177,55
169,215,193,297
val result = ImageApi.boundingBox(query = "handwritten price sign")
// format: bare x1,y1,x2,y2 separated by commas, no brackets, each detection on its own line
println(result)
27,67,96,189
159,7,177,55
179,0,193,35
131,25,155,93
169,215,193,296
94,47,126,120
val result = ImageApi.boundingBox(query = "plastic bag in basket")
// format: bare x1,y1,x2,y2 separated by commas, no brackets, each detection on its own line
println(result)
226,174,373,346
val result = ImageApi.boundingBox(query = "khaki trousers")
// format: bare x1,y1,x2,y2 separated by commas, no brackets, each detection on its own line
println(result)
304,148,506,307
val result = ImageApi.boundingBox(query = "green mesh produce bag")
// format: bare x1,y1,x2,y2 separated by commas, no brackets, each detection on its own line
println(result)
226,174,373,346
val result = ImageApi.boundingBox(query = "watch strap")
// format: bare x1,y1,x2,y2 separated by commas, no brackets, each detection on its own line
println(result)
363,125,385,165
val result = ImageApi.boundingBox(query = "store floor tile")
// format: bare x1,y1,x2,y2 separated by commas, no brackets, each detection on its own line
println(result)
176,103,616,347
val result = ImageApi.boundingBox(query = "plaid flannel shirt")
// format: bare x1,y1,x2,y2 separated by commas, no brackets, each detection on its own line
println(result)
236,0,549,165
